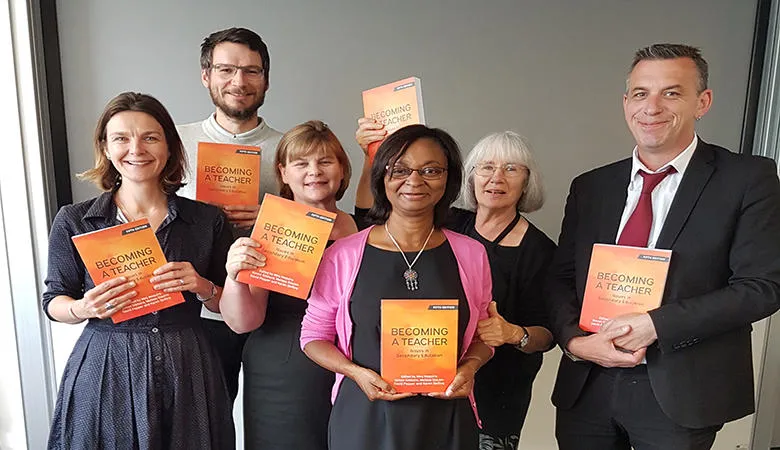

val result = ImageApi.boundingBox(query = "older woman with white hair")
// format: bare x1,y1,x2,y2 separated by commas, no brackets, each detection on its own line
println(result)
450,130,555,449
356,122,556,450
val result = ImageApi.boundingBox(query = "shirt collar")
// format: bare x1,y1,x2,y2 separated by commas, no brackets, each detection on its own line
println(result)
205,112,269,143
630,134,698,178
82,191,194,224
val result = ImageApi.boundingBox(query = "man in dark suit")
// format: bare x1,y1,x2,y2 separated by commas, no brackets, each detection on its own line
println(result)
548,43,780,450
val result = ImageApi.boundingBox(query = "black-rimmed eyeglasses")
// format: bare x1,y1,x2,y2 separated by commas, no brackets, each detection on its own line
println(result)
386,166,448,180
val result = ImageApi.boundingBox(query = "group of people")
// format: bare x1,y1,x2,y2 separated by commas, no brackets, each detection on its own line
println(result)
41,26,780,450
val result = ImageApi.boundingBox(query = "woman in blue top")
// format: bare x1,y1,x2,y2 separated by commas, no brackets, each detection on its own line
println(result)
43,92,234,449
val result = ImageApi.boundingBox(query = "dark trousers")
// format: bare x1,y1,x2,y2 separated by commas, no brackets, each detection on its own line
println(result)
201,318,248,402
556,365,721,450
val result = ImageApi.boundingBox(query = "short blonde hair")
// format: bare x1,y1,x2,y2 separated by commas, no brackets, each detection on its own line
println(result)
459,131,544,213
274,120,351,200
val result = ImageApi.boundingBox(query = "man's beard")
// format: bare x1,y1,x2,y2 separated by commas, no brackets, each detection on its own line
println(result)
210,85,265,122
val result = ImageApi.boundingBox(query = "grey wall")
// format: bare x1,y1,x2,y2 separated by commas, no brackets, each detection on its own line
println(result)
57,0,757,238
55,1,760,448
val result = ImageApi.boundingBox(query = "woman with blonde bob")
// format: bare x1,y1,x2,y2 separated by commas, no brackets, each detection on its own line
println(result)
220,120,357,449
356,121,556,449
43,92,234,449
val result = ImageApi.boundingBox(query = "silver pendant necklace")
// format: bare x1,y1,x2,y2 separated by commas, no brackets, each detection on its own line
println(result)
384,223,435,291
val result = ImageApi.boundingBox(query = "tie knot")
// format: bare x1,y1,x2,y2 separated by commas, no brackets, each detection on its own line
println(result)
639,167,676,194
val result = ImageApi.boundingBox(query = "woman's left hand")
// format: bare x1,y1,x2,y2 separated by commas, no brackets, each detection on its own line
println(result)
428,363,477,399
150,262,211,298
477,301,520,347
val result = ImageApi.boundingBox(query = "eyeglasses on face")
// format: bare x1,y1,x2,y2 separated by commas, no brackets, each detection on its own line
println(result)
386,165,448,180
210,63,265,79
473,162,528,177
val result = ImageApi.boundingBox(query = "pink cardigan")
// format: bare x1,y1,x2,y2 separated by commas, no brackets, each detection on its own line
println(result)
300,226,493,426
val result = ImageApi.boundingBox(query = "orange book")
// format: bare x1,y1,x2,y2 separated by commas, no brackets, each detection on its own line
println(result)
236,194,336,299
381,299,458,393
71,219,185,323
362,76,426,162
579,244,672,332
196,142,262,205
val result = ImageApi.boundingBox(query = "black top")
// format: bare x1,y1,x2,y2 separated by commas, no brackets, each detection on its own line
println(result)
328,241,477,450
448,207,557,435
350,243,470,372
42,191,233,328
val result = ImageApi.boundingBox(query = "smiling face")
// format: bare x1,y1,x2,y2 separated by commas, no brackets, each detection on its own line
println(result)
280,149,345,205
202,42,268,122
384,138,448,219
623,57,712,160
103,111,169,187
473,161,528,212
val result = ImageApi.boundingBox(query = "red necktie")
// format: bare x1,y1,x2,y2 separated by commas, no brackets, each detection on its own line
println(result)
617,168,676,247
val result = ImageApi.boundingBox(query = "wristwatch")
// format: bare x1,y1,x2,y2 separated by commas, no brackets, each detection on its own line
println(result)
196,281,217,303
514,326,530,351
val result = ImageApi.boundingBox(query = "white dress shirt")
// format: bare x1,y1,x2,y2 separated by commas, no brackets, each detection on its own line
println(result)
615,136,698,249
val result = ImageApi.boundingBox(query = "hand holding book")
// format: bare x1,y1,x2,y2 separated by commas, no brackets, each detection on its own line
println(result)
72,276,138,321
346,365,416,402
221,204,261,229
150,261,215,300
600,312,657,352
71,219,185,322
361,76,425,162
355,117,387,157
566,325,646,368
235,195,335,299
426,363,477,399
225,237,267,281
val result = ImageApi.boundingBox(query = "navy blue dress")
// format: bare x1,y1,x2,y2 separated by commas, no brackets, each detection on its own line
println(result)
42,192,235,450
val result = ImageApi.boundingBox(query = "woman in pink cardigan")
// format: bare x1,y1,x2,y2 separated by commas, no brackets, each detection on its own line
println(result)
301,124,494,450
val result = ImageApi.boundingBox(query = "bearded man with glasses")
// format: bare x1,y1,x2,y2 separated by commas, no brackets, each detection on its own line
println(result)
176,27,283,406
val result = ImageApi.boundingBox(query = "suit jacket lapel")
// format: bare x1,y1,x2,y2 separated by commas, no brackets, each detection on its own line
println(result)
656,141,715,249
597,159,632,244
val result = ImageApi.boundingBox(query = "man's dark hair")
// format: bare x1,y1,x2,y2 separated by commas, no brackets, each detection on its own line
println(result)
367,124,463,228
200,27,270,81
630,43,708,92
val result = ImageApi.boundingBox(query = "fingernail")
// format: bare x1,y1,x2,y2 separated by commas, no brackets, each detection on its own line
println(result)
129,281,136,287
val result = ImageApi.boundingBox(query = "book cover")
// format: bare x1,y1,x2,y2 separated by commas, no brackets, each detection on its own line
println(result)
362,76,425,162
196,142,262,205
579,244,672,332
381,299,458,393
236,194,336,299
71,219,185,323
